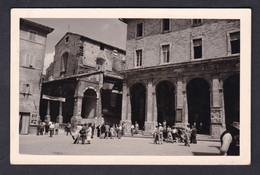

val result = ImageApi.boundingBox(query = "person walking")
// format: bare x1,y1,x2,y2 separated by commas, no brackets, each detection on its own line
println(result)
73,124,82,144
54,122,59,135
80,124,87,144
131,124,135,136
190,125,197,144
158,123,164,144
66,122,72,136
105,123,110,139
49,122,54,137
110,125,114,139
118,124,122,139
87,123,92,144
163,120,167,141
36,122,41,136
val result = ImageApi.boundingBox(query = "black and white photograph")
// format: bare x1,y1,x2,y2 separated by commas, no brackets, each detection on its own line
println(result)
10,9,251,165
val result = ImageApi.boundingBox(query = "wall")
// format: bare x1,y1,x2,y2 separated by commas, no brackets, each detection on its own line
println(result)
125,19,240,69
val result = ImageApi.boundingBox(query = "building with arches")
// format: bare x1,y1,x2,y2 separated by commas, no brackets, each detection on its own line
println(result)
41,32,126,128
120,19,240,138
19,19,54,134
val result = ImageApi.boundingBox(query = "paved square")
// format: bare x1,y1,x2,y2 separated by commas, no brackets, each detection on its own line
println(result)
19,131,221,156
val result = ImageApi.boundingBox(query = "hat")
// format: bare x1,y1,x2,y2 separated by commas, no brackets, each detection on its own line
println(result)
230,122,240,130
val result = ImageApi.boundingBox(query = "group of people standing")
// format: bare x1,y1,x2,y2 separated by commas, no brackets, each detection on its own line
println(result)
73,123,93,144
97,123,124,139
36,120,59,137
153,121,197,146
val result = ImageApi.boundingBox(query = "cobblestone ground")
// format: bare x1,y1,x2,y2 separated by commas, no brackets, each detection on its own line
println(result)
19,131,221,156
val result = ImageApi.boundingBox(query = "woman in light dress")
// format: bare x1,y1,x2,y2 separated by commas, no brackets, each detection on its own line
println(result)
86,123,92,144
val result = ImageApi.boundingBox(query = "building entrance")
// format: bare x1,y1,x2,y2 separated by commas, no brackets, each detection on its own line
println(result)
224,74,239,125
156,81,175,127
187,78,210,134
130,83,146,129
81,89,97,119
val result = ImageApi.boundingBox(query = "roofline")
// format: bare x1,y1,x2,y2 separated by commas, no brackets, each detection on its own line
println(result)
20,18,54,34
55,32,126,53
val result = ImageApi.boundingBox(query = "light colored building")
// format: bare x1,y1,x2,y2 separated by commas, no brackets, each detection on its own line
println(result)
41,32,126,128
120,19,240,138
19,19,54,134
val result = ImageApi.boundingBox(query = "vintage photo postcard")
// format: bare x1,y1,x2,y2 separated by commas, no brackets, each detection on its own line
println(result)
10,8,251,165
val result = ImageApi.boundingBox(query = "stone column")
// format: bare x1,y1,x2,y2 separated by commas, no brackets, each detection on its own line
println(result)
122,85,132,133
144,80,156,134
45,101,51,122
210,76,225,138
71,95,83,129
175,78,184,125
56,101,63,124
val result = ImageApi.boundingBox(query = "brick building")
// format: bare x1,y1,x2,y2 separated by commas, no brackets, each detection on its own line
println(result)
120,19,240,138
41,32,126,128
19,19,54,134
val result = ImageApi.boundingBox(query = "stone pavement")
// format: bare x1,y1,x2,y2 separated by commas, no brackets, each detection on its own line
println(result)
19,131,221,156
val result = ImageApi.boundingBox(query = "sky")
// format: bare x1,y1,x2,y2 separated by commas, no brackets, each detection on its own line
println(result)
27,18,127,73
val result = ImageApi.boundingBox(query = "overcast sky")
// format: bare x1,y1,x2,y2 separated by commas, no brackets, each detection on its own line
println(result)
27,18,127,73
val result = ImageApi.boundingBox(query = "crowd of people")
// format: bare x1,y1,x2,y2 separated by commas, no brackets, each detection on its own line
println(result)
153,121,197,147
36,120,60,137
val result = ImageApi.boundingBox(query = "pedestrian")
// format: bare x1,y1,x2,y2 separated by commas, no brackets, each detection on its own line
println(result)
220,122,240,155
80,124,87,144
118,124,122,139
91,123,95,139
122,122,125,136
190,125,197,144
45,121,49,134
100,124,105,139
36,121,41,136
183,125,191,147
153,125,159,144
163,120,167,141
66,122,72,136
135,122,139,134
131,124,135,136
105,123,110,139
54,122,59,135
110,125,114,139
158,123,163,144
87,123,92,144
49,122,54,137
40,122,44,135
73,124,82,144
166,126,173,143
96,125,100,138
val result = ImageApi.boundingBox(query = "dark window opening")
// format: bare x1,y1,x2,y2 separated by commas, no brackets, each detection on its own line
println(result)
79,46,84,56
193,39,202,59
230,32,240,54
65,36,69,43
163,19,170,31
162,45,170,63
136,50,142,67
61,52,68,74
136,23,143,37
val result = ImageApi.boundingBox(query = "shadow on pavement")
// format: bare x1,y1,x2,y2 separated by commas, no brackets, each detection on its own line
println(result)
192,152,221,156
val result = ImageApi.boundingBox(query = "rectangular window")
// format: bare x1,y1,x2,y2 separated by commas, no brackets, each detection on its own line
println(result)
193,39,202,59
24,54,34,68
29,31,36,41
192,19,203,26
61,53,68,73
162,45,170,63
230,32,240,54
162,19,170,31
21,83,31,95
136,50,142,67
136,23,143,37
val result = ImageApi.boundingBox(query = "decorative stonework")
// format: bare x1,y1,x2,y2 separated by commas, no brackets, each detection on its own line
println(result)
210,107,223,124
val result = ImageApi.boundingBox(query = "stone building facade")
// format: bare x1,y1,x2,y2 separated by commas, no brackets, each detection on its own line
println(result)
19,19,54,134
41,32,126,128
120,19,240,138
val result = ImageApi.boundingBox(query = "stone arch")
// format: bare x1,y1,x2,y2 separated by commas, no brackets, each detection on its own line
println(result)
223,74,239,125
130,83,146,129
156,80,176,127
186,78,211,134
81,88,98,119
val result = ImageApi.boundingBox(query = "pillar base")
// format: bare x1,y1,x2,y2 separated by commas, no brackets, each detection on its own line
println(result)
144,121,158,135
71,115,82,131
210,124,225,138
45,115,51,122
56,115,63,124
